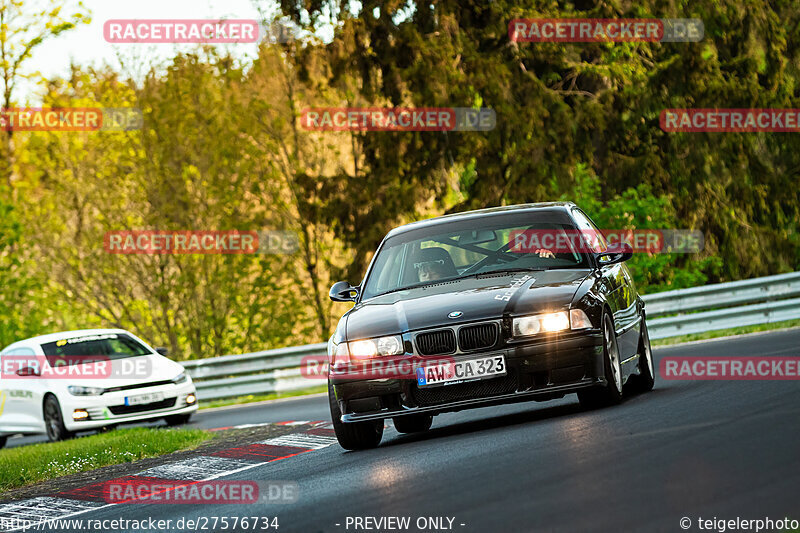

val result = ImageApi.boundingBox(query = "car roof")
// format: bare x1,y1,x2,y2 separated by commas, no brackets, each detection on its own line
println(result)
2,328,133,351
386,202,577,238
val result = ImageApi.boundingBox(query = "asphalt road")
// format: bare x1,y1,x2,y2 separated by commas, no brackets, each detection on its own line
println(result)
18,329,800,532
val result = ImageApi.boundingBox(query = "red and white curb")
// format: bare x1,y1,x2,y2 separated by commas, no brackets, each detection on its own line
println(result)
208,419,324,432
0,421,336,532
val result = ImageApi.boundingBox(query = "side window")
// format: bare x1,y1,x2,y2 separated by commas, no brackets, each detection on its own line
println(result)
0,347,36,372
3,348,35,356
372,244,405,293
572,209,607,253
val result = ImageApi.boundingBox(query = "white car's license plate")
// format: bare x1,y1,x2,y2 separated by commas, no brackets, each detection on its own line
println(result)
416,355,506,388
124,392,165,406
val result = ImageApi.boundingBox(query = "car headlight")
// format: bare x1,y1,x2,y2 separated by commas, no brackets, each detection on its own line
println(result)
67,385,104,396
347,335,404,359
171,372,188,384
512,311,578,337
569,309,593,329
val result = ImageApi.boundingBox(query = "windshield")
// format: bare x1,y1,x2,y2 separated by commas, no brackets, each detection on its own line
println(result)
40,333,152,365
362,211,591,299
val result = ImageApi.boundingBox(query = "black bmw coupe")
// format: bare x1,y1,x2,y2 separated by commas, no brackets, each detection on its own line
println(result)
327,202,655,449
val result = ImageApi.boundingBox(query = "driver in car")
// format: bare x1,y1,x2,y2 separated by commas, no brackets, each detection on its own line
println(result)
416,259,450,282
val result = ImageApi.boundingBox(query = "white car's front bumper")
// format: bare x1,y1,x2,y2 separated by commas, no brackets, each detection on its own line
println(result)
62,381,198,431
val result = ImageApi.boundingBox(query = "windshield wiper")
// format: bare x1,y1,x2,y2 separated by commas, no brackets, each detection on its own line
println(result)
373,267,545,298
468,267,545,277
374,277,460,297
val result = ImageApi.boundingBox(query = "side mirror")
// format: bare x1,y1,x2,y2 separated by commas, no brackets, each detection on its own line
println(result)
154,347,170,357
330,281,358,302
16,366,41,377
597,242,633,266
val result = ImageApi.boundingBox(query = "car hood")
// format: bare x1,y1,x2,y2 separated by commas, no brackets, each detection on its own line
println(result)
346,269,591,339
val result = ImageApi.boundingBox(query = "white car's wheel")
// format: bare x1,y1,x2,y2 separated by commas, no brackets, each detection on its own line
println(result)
44,395,73,442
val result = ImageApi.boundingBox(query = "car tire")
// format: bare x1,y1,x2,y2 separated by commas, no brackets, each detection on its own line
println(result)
328,382,383,450
629,318,656,393
578,312,624,409
393,414,433,434
44,395,74,442
0,436,6,449
165,414,192,426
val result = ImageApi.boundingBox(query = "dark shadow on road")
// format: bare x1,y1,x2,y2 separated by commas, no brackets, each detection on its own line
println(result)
379,387,670,448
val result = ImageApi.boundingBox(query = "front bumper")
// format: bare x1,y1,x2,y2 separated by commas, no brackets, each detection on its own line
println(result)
331,329,604,423
62,382,198,431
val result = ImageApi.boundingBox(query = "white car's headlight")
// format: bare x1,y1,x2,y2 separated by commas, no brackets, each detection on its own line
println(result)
513,311,582,337
171,372,188,384
347,335,404,359
67,385,104,396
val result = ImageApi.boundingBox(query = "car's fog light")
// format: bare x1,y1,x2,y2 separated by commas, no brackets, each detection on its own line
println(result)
185,393,197,405
73,409,89,421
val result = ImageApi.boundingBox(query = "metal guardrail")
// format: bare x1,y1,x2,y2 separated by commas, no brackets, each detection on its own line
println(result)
643,271,800,339
182,272,800,400
180,343,327,401
641,271,800,316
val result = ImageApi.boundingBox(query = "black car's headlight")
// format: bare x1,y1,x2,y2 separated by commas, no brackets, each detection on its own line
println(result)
347,335,404,358
569,308,593,329
512,309,592,337
331,336,404,367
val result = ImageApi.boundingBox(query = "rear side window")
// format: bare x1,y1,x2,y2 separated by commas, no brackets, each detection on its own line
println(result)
41,333,151,364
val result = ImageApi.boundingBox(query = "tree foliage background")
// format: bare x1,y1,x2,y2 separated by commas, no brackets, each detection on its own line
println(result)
0,0,798,357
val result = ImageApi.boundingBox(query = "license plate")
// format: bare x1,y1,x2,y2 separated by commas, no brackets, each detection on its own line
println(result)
124,392,164,406
416,355,506,388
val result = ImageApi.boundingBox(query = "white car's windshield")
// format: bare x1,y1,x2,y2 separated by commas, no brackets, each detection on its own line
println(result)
40,333,152,364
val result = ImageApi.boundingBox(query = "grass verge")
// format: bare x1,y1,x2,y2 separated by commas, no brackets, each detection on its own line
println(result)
199,384,328,410
651,319,800,347
0,427,212,492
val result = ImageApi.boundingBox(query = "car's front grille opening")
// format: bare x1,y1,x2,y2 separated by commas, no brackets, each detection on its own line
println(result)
412,370,518,406
458,323,498,352
416,329,456,355
108,397,176,415
103,380,174,393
